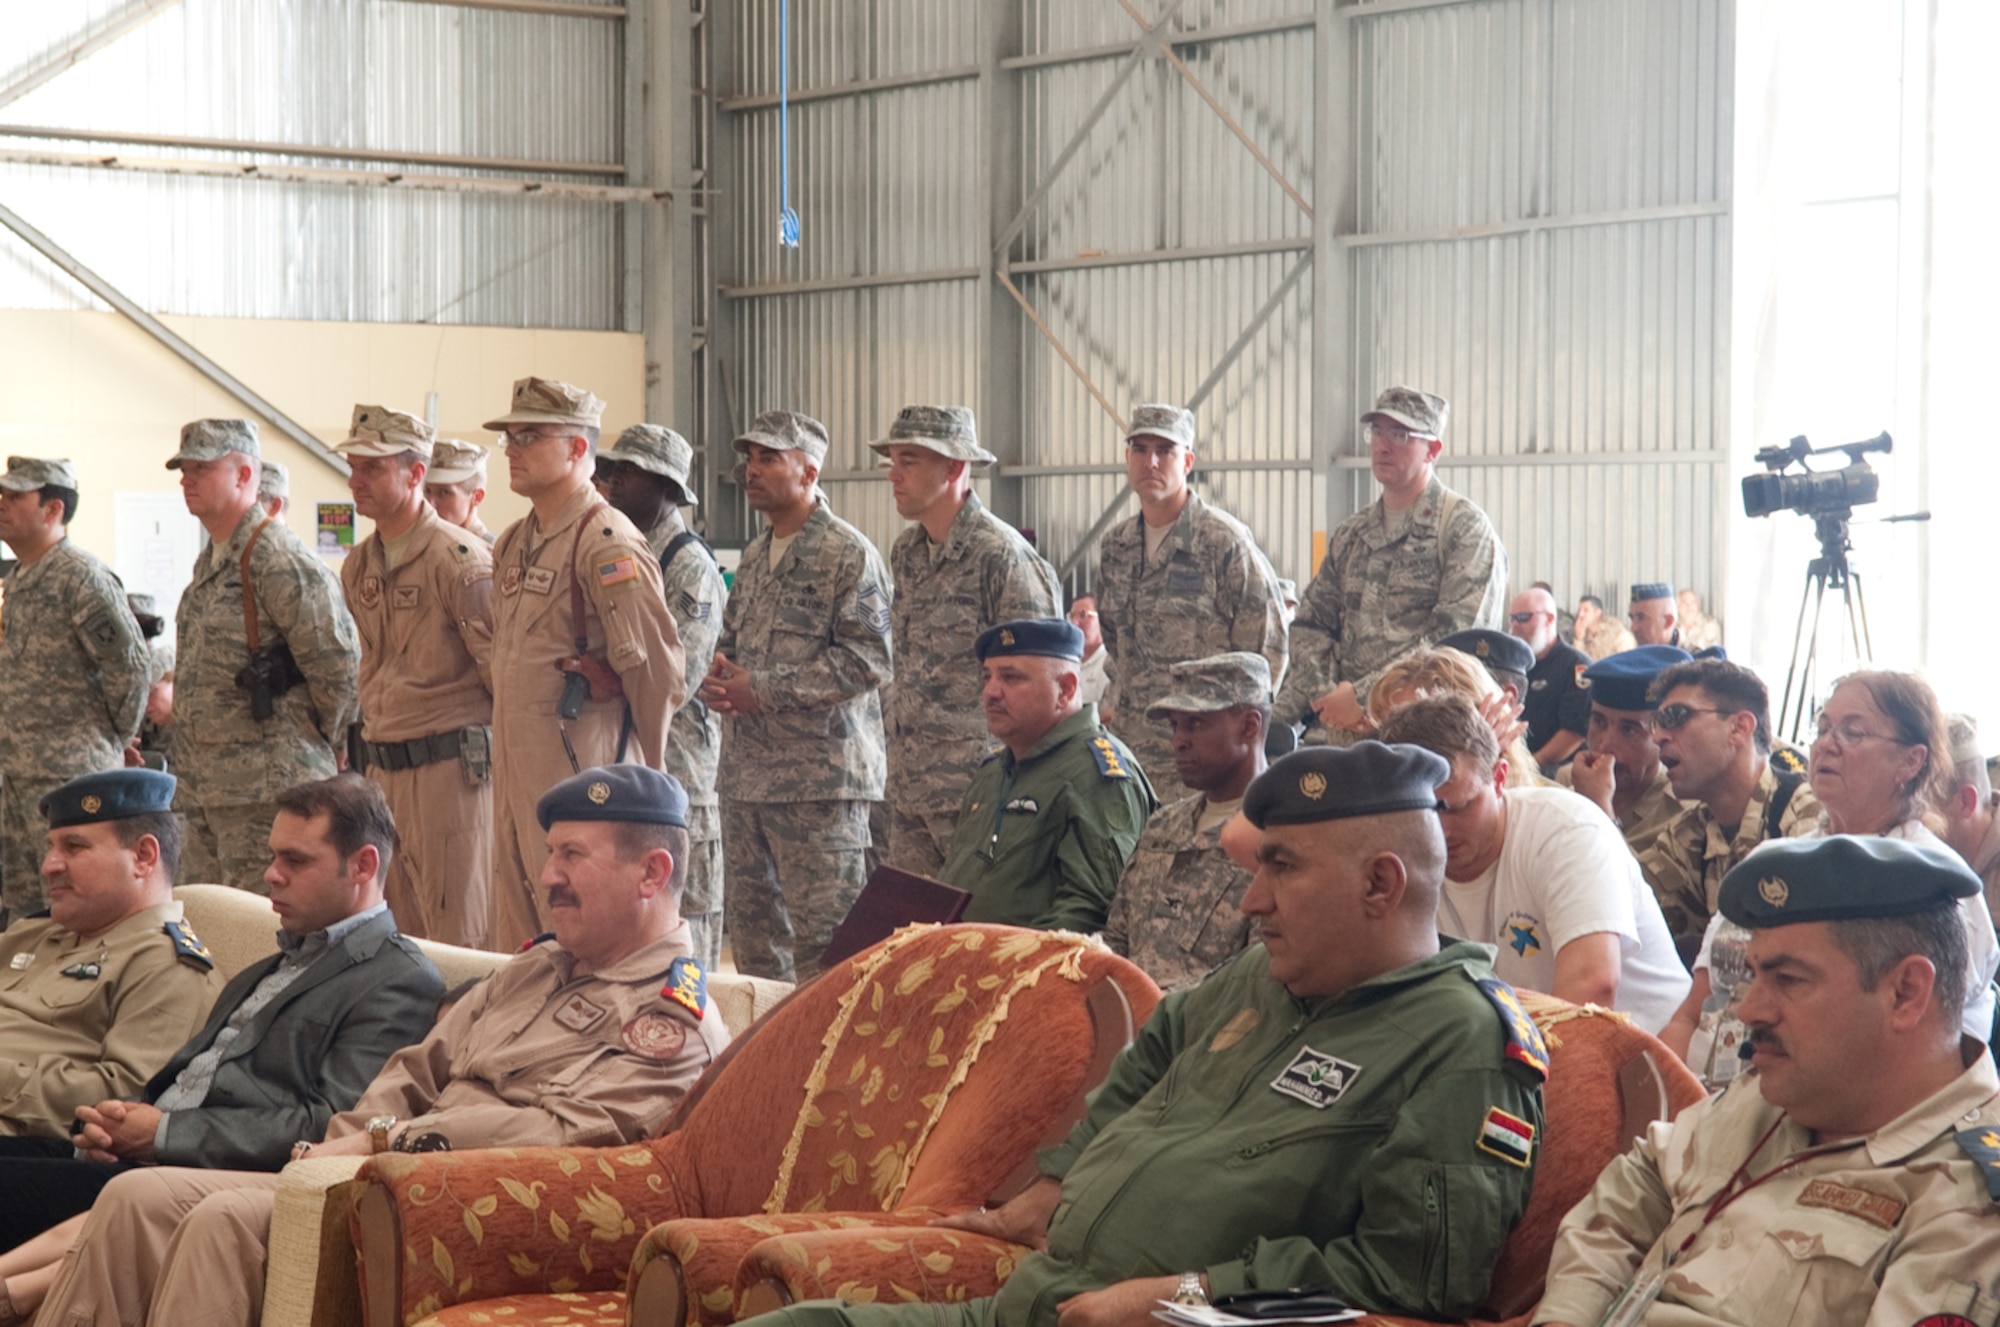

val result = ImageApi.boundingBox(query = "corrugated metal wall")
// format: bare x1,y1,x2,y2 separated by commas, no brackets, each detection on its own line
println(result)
0,0,626,328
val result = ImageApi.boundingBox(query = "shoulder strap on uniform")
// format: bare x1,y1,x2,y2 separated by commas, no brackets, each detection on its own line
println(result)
662,956,707,1020
1763,765,1808,841
164,918,215,970
659,528,715,574
1474,975,1549,1080
1955,1125,2000,1202
239,515,277,654
1088,734,1133,781
1434,487,1464,577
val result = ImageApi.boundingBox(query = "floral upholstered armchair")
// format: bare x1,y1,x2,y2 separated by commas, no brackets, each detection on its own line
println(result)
348,925,1160,1327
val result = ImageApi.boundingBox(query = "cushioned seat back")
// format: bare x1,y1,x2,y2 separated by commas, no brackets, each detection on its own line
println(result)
666,925,1159,1219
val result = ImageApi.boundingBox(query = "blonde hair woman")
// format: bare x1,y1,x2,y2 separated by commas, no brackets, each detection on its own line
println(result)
1366,648,1543,789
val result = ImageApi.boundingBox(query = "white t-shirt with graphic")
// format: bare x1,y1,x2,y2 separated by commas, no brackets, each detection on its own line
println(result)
1440,785,1691,1034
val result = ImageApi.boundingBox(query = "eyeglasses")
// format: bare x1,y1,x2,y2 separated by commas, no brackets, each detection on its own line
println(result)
1650,703,1736,732
502,428,572,449
1366,421,1423,445
1507,611,1546,624
1811,717,1905,749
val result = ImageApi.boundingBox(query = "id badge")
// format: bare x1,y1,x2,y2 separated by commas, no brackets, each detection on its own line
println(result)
1594,1265,1667,1327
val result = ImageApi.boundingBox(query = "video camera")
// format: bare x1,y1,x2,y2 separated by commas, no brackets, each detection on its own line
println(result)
1740,431,1891,520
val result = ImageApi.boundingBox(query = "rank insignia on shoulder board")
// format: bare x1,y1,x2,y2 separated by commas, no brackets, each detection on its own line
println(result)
1956,1127,2000,1202
164,919,214,970
1476,976,1548,1079
1090,736,1130,780
662,956,707,1020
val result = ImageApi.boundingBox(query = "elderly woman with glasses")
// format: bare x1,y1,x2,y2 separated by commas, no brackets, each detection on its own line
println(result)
1664,670,2000,1085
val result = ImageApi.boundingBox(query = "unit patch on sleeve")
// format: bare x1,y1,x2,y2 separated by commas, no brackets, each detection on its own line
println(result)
1268,1045,1362,1109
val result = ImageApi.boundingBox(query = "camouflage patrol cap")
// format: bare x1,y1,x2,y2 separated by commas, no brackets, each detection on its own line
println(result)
1145,652,1274,721
258,459,289,503
427,440,488,486
166,419,259,470
732,410,830,464
867,405,996,465
150,637,176,678
602,424,698,506
1361,386,1450,440
336,404,436,460
1125,404,1195,449
481,376,606,431
0,456,77,492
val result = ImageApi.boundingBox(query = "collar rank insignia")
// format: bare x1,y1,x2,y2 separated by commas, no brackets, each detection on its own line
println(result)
165,919,215,970
1956,1127,2000,1203
1476,976,1549,1080
662,956,707,1020
60,961,102,980
1476,1106,1535,1168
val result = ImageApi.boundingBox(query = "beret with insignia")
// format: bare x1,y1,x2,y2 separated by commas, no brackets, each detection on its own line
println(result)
1583,645,1692,711
41,769,176,828
976,617,1084,663
1438,629,1535,681
1719,836,1979,928
536,765,689,831
1630,582,1674,603
1244,742,1449,828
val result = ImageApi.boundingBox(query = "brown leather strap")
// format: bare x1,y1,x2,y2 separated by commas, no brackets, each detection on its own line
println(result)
568,500,610,655
240,514,276,653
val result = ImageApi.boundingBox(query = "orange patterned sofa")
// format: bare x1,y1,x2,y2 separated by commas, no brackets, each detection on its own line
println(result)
348,925,1160,1327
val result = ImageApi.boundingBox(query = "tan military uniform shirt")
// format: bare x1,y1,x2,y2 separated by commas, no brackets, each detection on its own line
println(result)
461,510,496,546
1564,762,1687,860
325,923,728,1149
1580,618,1637,660
1636,759,1821,955
0,900,223,1138
1534,1054,2000,1327
1102,791,1256,992
343,504,494,742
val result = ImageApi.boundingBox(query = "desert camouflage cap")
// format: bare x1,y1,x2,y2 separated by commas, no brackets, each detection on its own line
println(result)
258,458,289,502
1145,651,1273,720
336,403,436,460
427,440,488,486
868,405,996,465
167,419,259,470
602,424,698,506
481,376,606,431
1125,403,1196,449
0,456,77,492
1361,386,1450,440
732,409,830,464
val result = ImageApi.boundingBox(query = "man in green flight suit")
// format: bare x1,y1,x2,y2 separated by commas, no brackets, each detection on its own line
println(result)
938,618,1155,933
745,741,1546,1327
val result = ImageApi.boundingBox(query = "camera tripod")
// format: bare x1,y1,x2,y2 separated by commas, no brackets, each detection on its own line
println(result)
1776,511,1873,744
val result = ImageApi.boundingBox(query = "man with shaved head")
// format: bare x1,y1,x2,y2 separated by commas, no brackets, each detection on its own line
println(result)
1507,586,1591,772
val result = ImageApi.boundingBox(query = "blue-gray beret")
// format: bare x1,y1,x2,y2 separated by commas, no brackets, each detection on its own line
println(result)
536,765,688,831
1438,629,1534,680
1630,582,1674,602
1244,742,1449,828
976,618,1084,663
41,768,176,828
1583,645,1692,711
1720,835,1979,927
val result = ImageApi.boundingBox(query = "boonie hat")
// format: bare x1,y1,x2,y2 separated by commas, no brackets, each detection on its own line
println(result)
602,425,698,506
869,405,995,465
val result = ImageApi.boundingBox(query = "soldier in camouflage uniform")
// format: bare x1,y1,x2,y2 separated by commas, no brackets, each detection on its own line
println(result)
703,411,891,981
595,423,728,969
167,421,359,891
424,441,496,545
873,405,1060,878
257,459,289,520
1096,404,1287,783
0,457,150,920
1276,387,1508,744
1103,653,1269,992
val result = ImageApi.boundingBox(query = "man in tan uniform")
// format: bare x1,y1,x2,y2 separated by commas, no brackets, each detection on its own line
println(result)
0,769,222,1143
337,405,497,947
33,763,730,1327
424,440,496,545
1535,837,2000,1327
486,378,687,950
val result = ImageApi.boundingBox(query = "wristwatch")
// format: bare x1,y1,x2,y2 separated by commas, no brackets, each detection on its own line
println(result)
366,1114,399,1155
1172,1273,1208,1307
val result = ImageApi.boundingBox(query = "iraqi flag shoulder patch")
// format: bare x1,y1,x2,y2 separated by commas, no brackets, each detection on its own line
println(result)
1477,1106,1535,1168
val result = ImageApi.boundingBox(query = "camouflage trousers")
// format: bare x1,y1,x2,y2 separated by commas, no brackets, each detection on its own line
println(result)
0,771,69,920
680,807,724,972
367,760,494,950
721,798,871,983
883,803,962,882
179,798,281,893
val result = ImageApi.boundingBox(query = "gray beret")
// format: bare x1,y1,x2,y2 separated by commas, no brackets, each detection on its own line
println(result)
976,618,1085,663
536,765,688,831
1244,742,1449,828
42,768,177,828
1720,836,1979,928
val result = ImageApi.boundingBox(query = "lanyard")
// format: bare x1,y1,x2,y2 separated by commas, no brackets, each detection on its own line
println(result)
1672,1114,1865,1262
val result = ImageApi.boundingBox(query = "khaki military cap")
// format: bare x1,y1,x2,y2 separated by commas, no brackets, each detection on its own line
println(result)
481,376,606,431
602,424,698,506
427,440,488,486
258,459,289,502
1361,386,1450,440
167,419,259,470
732,410,830,464
0,456,77,492
868,405,996,465
1145,651,1274,720
1125,404,1195,449
336,404,436,460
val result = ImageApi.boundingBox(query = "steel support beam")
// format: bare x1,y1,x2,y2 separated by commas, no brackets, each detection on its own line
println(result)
1006,238,1309,275
0,0,185,112
1328,451,1732,469
394,0,628,19
1316,2,1357,540
718,66,980,113
720,267,982,300
0,123,623,176
999,14,1314,72
0,202,348,477
1343,201,1730,248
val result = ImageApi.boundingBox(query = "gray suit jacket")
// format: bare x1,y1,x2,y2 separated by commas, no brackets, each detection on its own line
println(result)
143,909,443,1170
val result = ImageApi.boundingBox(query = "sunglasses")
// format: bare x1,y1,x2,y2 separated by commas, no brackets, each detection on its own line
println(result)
1649,703,1736,731
1507,611,1545,624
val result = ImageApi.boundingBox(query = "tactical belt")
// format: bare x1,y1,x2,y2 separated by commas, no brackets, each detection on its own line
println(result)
362,728,472,772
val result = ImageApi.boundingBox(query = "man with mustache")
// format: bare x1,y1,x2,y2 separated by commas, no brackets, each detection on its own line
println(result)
1535,836,2000,1327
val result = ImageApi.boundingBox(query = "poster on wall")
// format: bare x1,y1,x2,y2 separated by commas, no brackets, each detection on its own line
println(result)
317,502,355,558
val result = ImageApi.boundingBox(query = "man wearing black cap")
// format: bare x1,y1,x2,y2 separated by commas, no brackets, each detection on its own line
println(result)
1438,628,1534,705
32,763,731,1327
937,619,1155,934
1563,646,1691,861
1535,837,2000,1327
740,742,1544,1327
0,769,222,1143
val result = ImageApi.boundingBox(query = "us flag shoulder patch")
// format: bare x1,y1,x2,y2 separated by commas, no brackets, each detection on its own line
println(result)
597,556,640,588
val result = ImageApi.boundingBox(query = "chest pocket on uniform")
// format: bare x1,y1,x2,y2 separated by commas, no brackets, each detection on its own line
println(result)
1738,1210,1892,1327
768,593,825,663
